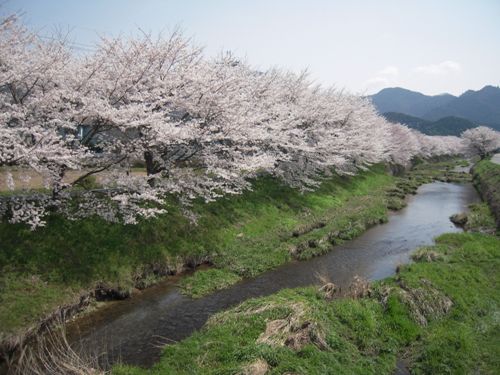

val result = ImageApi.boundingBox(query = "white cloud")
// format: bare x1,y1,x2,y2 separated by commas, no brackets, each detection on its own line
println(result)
414,60,462,75
364,65,399,91
365,76,390,87
378,65,399,77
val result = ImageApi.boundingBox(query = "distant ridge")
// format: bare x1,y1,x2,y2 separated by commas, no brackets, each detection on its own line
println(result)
424,85,500,127
370,85,500,132
382,112,478,136
370,87,456,118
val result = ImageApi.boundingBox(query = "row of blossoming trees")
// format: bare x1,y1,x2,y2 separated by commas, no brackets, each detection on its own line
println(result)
1,15,499,229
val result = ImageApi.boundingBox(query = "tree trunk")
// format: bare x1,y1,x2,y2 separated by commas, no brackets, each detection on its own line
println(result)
144,151,164,187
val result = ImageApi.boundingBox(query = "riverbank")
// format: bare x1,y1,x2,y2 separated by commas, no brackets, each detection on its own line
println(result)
0,166,391,339
472,158,500,229
113,207,499,374
0,159,470,366
178,159,470,298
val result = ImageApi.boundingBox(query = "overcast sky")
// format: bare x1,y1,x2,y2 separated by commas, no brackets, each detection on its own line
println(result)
3,0,499,96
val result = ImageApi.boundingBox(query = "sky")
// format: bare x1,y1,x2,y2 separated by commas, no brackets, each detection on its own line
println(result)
2,0,499,96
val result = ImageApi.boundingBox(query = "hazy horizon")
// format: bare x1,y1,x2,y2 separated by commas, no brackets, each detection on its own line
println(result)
369,84,500,97
2,0,499,96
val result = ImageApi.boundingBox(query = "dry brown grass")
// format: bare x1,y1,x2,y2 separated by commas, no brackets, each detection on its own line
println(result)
314,271,331,286
8,325,104,375
397,279,453,326
255,301,328,352
318,283,337,300
240,358,269,375
346,275,372,299
412,248,444,262
315,271,339,300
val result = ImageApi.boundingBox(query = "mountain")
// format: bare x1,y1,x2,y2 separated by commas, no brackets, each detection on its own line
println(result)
427,117,479,135
383,112,478,136
382,112,430,129
423,85,500,128
370,85,500,131
370,87,456,118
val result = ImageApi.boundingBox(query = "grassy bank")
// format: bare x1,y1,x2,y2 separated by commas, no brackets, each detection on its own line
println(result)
1,165,394,339
472,159,500,229
178,159,471,298
0,159,468,341
114,229,500,374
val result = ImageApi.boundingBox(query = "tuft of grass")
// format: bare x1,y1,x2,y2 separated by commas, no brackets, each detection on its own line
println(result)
178,269,242,298
9,323,104,375
466,202,496,232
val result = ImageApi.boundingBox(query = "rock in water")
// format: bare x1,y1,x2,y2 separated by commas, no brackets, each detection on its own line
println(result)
450,212,468,226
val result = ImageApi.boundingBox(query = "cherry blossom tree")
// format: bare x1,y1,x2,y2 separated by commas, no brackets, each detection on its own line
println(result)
0,14,470,229
0,14,88,227
0,18,288,227
461,126,500,159
385,124,421,166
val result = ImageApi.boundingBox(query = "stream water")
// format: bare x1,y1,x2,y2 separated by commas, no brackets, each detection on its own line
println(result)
69,182,479,368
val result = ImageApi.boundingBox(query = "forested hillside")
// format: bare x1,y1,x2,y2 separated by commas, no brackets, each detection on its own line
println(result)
371,86,500,132
383,112,478,136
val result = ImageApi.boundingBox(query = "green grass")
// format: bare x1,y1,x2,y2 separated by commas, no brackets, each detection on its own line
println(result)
178,269,242,298
466,202,496,232
113,231,500,375
0,274,78,340
409,158,471,183
473,159,500,229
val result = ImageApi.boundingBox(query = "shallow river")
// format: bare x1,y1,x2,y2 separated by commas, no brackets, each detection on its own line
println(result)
69,182,479,368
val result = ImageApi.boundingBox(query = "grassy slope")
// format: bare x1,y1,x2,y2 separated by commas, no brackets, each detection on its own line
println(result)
114,230,500,374
472,159,500,228
0,165,395,338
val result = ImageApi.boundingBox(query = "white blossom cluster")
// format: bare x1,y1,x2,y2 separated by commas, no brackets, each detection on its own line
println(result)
1,15,493,229
461,126,500,160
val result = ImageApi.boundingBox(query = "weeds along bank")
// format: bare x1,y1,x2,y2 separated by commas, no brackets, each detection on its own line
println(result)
472,159,500,229
113,201,500,375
